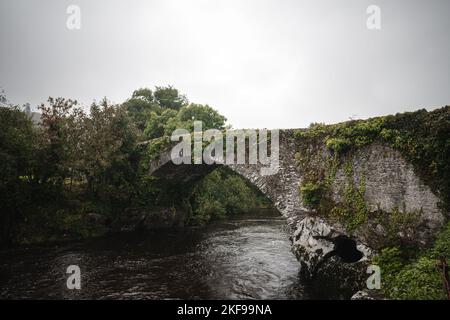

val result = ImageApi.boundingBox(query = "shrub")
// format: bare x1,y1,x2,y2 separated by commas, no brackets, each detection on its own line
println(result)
390,257,445,300
325,137,351,155
300,182,323,207
429,222,450,259
373,221,450,300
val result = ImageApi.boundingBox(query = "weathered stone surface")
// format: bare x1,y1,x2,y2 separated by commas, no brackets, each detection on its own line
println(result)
331,143,445,244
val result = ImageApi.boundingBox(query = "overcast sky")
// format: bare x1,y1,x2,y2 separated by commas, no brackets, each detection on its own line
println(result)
1,0,449,128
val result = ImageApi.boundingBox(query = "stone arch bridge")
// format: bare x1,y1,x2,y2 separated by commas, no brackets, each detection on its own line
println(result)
145,129,445,284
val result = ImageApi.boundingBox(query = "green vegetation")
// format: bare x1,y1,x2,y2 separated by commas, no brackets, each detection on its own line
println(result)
188,167,271,225
299,182,323,208
0,87,267,246
296,107,450,233
296,107,450,212
0,97,139,244
373,222,450,300
296,151,369,232
329,163,368,231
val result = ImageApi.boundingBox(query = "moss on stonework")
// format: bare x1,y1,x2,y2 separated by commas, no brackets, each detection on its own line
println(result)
295,106,450,214
295,106,449,240
331,162,368,231
297,151,368,232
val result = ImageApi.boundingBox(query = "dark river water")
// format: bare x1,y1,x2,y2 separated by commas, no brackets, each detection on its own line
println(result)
0,213,307,300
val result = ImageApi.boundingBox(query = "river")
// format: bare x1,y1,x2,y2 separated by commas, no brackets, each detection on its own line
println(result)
0,212,308,300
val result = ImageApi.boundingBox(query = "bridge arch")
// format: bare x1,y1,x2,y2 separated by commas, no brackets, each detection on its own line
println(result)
146,130,304,224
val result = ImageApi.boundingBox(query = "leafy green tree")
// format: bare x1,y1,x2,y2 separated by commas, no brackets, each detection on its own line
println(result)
189,168,270,224
0,106,36,184
165,103,227,134
123,88,159,132
132,88,154,102
0,105,39,243
37,98,85,187
124,86,187,132
154,85,187,110
80,99,138,200
144,109,178,139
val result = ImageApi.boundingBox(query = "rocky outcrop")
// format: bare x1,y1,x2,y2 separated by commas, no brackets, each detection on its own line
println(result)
331,143,445,246
291,216,373,273
289,141,445,297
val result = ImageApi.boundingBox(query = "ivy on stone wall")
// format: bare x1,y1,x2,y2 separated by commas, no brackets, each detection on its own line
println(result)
295,106,450,214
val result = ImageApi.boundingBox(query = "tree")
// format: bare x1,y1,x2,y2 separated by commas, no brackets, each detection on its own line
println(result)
123,86,187,132
163,103,227,135
131,88,154,102
154,85,187,110
176,103,227,131
123,89,159,132
144,109,178,139
0,106,36,185
80,99,138,199
0,105,38,243
37,98,85,186
189,167,269,224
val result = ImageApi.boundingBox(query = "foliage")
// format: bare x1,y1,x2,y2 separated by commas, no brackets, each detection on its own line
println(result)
0,86,267,245
390,257,445,300
376,207,422,248
154,85,187,110
295,106,450,213
144,109,178,139
79,99,139,201
123,86,188,132
0,95,139,244
299,182,323,208
295,108,450,237
372,247,406,295
189,168,271,225
330,163,368,231
325,137,351,155
0,106,41,243
429,222,450,259
373,221,450,300
0,106,37,184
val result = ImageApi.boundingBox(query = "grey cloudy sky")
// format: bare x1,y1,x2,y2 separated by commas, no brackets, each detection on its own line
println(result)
1,0,449,128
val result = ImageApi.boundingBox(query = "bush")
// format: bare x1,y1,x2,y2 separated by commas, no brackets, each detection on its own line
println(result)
390,257,445,300
300,182,323,207
429,222,450,259
372,247,406,293
189,168,271,225
373,221,450,300
325,137,351,155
